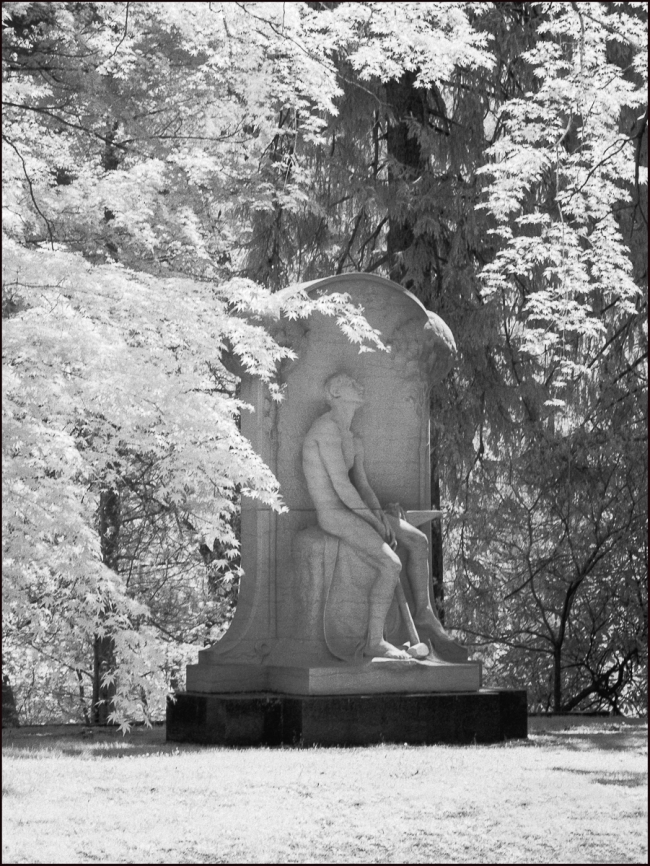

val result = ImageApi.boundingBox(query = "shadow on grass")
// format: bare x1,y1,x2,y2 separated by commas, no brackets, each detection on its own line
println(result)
532,730,647,753
2,725,340,758
2,716,647,759
550,767,647,787
528,717,648,754
2,724,200,759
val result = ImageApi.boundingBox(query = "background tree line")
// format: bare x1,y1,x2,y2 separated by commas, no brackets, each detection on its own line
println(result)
2,1,647,726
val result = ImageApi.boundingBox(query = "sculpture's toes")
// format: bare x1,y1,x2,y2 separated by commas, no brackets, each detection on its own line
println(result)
365,640,411,660
385,646,412,660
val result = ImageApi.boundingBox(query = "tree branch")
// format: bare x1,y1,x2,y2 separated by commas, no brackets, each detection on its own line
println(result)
2,134,55,248
3,101,129,151
107,1,130,59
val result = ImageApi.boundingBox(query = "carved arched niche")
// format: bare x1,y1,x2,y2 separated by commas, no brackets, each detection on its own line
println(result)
200,273,456,669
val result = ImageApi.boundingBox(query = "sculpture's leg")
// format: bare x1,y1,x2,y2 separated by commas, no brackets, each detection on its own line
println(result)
388,516,469,663
365,560,411,660
319,512,412,660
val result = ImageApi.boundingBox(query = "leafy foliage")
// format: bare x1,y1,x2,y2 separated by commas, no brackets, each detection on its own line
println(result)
2,1,382,728
3,1,647,722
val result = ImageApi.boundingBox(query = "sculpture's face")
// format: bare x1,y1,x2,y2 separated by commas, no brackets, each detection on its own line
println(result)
332,375,365,406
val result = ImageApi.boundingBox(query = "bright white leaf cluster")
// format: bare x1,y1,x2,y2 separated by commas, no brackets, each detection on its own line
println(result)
478,1,645,396
2,233,381,726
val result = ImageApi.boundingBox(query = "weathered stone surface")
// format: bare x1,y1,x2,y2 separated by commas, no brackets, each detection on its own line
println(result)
166,689,528,747
200,273,470,672
186,657,482,695
171,274,528,744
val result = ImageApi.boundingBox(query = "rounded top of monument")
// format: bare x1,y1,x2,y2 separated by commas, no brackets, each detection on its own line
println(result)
278,272,456,357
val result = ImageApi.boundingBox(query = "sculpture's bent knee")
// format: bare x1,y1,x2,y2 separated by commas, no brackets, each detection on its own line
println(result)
383,546,403,575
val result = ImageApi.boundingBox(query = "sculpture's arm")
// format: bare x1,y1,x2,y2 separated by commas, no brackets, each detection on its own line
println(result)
315,427,385,536
350,442,396,547
350,443,381,511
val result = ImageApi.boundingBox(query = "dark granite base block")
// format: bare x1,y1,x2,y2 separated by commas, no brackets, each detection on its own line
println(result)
166,688,527,746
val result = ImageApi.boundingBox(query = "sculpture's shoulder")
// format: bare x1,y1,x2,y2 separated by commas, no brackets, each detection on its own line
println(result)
304,413,341,444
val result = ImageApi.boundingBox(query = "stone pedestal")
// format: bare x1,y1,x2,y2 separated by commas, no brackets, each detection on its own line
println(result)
186,655,482,695
167,689,528,747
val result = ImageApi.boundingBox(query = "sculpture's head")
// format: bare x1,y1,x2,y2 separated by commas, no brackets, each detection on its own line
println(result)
323,372,365,407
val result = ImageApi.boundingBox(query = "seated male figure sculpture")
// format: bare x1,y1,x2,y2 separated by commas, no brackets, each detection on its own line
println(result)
302,372,467,662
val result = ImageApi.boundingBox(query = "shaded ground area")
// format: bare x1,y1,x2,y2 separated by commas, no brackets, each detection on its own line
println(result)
2,716,647,864
527,715,648,754
2,714,646,758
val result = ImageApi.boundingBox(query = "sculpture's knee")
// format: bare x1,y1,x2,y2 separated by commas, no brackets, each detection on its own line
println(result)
405,528,428,556
382,548,402,582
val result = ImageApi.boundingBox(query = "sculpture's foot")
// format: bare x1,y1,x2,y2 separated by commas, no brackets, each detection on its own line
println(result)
414,610,469,663
364,639,411,660
407,642,430,659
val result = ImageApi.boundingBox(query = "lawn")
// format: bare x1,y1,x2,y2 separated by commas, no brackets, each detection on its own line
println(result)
2,716,647,864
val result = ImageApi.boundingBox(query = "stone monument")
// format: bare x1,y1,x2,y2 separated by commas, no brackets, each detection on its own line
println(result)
167,274,527,745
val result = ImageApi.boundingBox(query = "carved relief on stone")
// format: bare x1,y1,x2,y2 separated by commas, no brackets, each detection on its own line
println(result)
272,318,310,383
389,313,456,384
262,395,276,436
299,371,468,663
198,273,468,674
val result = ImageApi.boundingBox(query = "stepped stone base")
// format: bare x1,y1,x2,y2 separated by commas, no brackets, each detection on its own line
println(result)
166,688,527,747
187,657,482,695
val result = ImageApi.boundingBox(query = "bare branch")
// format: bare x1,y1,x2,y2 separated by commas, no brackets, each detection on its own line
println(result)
2,134,55,249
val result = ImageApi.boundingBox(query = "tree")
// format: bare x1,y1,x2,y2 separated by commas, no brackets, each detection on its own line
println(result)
242,0,648,711
442,1,648,712
3,1,647,721
2,1,383,727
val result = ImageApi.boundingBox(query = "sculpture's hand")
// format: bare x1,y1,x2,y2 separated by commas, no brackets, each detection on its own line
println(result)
385,502,407,521
374,509,397,549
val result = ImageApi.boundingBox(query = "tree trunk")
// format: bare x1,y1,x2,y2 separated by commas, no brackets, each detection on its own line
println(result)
385,71,423,286
385,72,446,612
430,446,444,624
553,644,563,712
2,673,20,727
76,669,91,726
93,487,120,725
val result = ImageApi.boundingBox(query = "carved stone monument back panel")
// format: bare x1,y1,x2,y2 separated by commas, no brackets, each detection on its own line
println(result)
204,273,456,667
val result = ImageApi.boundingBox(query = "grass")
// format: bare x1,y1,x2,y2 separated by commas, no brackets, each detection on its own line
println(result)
2,716,647,864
